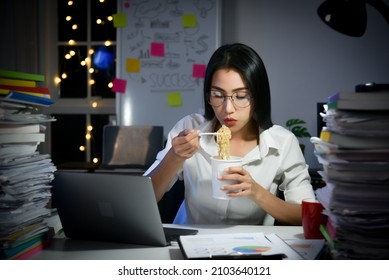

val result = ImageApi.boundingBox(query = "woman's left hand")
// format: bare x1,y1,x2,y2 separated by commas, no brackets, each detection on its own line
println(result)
219,166,263,200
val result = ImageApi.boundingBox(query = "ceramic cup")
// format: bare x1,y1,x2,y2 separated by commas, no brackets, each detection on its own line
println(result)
302,198,328,239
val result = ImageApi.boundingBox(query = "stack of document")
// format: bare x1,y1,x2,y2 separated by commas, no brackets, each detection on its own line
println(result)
311,90,389,259
0,70,56,259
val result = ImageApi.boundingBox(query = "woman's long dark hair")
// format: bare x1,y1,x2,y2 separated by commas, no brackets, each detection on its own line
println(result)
203,43,273,130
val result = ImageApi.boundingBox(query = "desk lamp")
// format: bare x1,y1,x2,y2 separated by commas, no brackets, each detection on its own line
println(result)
317,0,389,37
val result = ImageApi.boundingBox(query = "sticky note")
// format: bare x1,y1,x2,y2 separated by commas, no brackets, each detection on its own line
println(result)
193,64,206,78
111,78,127,93
150,42,165,57
112,13,127,28
167,92,182,107
126,58,141,73
182,14,196,28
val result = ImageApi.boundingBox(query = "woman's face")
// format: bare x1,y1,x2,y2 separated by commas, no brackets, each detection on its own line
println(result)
210,69,253,135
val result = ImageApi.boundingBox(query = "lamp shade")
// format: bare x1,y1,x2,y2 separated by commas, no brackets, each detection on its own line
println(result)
318,0,367,37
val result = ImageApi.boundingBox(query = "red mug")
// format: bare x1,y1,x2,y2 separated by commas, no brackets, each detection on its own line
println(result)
302,198,328,239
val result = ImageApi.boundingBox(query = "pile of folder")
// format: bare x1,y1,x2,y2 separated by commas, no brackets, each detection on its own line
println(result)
310,88,389,259
0,70,56,259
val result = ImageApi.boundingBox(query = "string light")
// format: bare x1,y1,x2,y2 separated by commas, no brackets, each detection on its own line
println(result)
58,0,116,164
54,77,61,85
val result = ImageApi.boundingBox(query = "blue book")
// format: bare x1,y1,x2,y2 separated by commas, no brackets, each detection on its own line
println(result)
4,91,54,106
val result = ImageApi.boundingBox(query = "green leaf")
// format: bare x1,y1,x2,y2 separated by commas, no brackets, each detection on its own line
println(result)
291,126,311,138
286,118,311,138
286,119,306,127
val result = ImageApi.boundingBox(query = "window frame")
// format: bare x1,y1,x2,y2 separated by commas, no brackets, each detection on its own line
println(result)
40,0,116,162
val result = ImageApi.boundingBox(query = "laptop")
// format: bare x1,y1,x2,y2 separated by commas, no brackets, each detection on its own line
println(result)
52,171,197,247
96,125,164,174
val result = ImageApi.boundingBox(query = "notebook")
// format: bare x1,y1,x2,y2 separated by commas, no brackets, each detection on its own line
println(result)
96,125,164,174
52,171,197,247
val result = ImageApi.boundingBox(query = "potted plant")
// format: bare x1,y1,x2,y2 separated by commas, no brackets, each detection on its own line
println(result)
286,118,311,153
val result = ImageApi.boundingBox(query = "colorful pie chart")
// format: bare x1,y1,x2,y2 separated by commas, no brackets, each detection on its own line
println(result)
233,246,272,253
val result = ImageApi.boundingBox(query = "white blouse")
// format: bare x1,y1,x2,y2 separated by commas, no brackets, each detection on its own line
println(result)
144,113,315,225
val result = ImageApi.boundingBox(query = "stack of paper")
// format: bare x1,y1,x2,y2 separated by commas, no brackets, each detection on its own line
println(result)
311,90,389,259
0,70,56,259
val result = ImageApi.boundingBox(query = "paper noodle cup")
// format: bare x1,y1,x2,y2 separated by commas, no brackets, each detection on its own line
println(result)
211,156,242,199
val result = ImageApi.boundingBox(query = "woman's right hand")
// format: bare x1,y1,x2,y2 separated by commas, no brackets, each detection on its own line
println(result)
171,129,200,159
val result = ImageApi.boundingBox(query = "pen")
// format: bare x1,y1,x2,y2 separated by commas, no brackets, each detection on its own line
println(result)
200,253,286,260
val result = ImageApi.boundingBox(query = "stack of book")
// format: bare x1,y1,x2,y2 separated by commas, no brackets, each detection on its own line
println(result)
0,70,57,259
311,90,389,259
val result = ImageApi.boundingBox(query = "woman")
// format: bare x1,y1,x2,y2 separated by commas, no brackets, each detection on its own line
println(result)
144,43,314,226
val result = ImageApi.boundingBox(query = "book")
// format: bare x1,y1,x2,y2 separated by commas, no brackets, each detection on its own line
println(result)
178,232,303,260
0,90,50,99
320,127,389,149
3,91,54,107
0,132,45,144
0,84,50,95
0,143,39,157
0,123,41,134
0,69,45,82
0,77,37,87
328,91,389,110
12,240,50,260
1,227,54,260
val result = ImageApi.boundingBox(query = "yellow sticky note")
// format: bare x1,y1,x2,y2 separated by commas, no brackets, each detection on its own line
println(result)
182,14,196,28
167,92,182,107
112,13,127,28
126,58,141,73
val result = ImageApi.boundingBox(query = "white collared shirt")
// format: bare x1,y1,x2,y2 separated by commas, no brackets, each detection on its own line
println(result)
144,113,315,225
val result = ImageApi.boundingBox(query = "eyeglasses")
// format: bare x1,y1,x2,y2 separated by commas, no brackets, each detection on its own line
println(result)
208,90,251,108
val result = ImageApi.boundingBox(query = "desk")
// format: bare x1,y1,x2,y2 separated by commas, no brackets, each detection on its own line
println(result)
29,215,304,260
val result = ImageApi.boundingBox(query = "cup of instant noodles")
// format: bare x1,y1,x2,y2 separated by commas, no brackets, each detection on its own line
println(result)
211,156,242,199
210,124,241,199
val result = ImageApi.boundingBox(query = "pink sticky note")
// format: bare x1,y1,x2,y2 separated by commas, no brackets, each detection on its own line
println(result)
112,78,127,93
150,42,165,57
193,64,206,78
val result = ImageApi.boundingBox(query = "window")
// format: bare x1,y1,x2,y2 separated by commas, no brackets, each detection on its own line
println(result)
45,0,117,167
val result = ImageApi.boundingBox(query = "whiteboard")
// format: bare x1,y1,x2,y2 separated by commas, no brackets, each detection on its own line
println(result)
115,0,221,135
